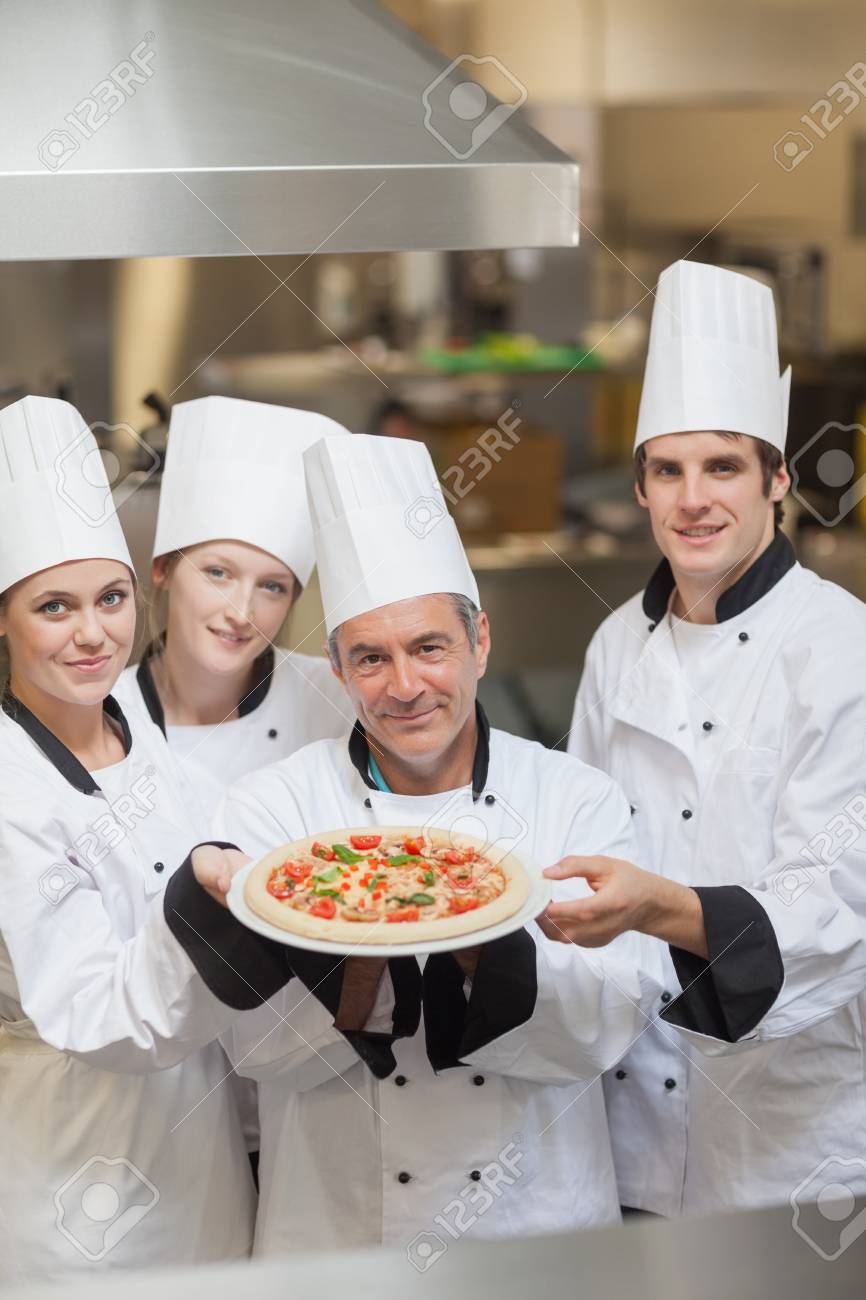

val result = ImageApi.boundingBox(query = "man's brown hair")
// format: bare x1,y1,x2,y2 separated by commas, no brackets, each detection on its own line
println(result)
634,433,785,528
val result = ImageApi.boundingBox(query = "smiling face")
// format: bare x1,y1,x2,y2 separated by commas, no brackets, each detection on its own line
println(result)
0,559,136,706
635,431,789,586
333,594,490,767
154,540,298,678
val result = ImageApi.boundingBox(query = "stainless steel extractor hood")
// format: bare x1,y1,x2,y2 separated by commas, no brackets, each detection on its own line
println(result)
0,0,579,260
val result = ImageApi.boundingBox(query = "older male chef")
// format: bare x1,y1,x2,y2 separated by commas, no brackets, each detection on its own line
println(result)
166,432,784,1256
563,260,866,1218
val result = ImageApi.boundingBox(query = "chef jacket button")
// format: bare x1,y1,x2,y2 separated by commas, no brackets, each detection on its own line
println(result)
153,861,165,874
648,622,656,633
681,809,693,820
664,1077,677,1090
364,797,372,809
629,804,636,816
469,1170,482,1182
615,1069,627,1080
702,720,714,731
397,1171,412,1184
472,1074,485,1086
738,631,749,643
395,1074,408,1087
660,991,672,1004
268,728,278,739
484,794,495,805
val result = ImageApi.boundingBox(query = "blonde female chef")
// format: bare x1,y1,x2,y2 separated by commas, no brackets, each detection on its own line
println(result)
0,397,259,1280
113,396,353,1163
115,396,352,813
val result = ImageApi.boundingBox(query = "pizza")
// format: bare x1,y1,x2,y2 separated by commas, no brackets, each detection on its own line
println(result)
243,826,531,945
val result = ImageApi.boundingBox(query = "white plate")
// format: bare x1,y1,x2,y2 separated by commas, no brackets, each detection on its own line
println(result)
227,858,553,958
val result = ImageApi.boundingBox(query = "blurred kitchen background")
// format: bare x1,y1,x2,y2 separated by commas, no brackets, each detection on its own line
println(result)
3,0,866,745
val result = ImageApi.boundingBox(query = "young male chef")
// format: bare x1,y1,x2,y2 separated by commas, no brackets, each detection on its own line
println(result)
167,432,783,1256
561,259,866,1217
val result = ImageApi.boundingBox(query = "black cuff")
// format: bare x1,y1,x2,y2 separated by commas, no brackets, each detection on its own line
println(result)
286,950,422,1080
164,843,293,1010
661,885,783,1042
423,928,538,1071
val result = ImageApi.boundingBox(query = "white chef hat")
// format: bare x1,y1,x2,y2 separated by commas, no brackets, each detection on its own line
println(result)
153,396,349,586
0,396,134,594
634,260,791,454
304,434,480,634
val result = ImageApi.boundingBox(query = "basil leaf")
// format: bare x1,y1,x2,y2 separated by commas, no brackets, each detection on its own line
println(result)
313,865,342,883
333,843,363,865
387,854,424,866
312,887,341,899
366,873,386,892
408,893,435,906
422,870,436,886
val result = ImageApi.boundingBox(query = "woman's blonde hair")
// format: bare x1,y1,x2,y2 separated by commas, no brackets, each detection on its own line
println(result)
0,591,9,700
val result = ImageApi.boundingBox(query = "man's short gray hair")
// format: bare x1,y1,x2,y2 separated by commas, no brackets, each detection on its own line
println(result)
327,592,480,673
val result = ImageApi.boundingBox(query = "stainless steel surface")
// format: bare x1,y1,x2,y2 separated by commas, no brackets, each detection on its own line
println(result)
8,1202,866,1299
0,1,579,260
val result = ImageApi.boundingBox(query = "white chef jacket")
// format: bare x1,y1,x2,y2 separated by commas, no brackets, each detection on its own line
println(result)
171,712,687,1256
569,534,866,1216
115,641,351,1148
0,693,256,1280
115,642,351,813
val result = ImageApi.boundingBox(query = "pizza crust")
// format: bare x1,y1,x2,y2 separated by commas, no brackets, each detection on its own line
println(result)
243,825,532,945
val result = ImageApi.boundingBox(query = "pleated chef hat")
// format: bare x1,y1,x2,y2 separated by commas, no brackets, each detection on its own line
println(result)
304,434,480,634
153,397,349,586
634,260,791,454
0,396,134,594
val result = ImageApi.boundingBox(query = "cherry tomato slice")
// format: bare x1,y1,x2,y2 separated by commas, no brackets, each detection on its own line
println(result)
350,834,382,851
310,898,337,920
285,861,313,881
442,850,465,866
449,896,480,914
446,869,473,892
267,876,293,900
403,837,424,856
386,906,421,923
311,842,336,861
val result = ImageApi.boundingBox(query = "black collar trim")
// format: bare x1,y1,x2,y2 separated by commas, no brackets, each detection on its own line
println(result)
348,701,491,803
1,692,132,795
642,530,796,625
137,638,276,737
136,642,166,734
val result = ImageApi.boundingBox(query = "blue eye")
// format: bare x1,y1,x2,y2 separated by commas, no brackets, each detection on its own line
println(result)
41,600,65,615
101,591,126,607
262,580,288,595
206,566,228,580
